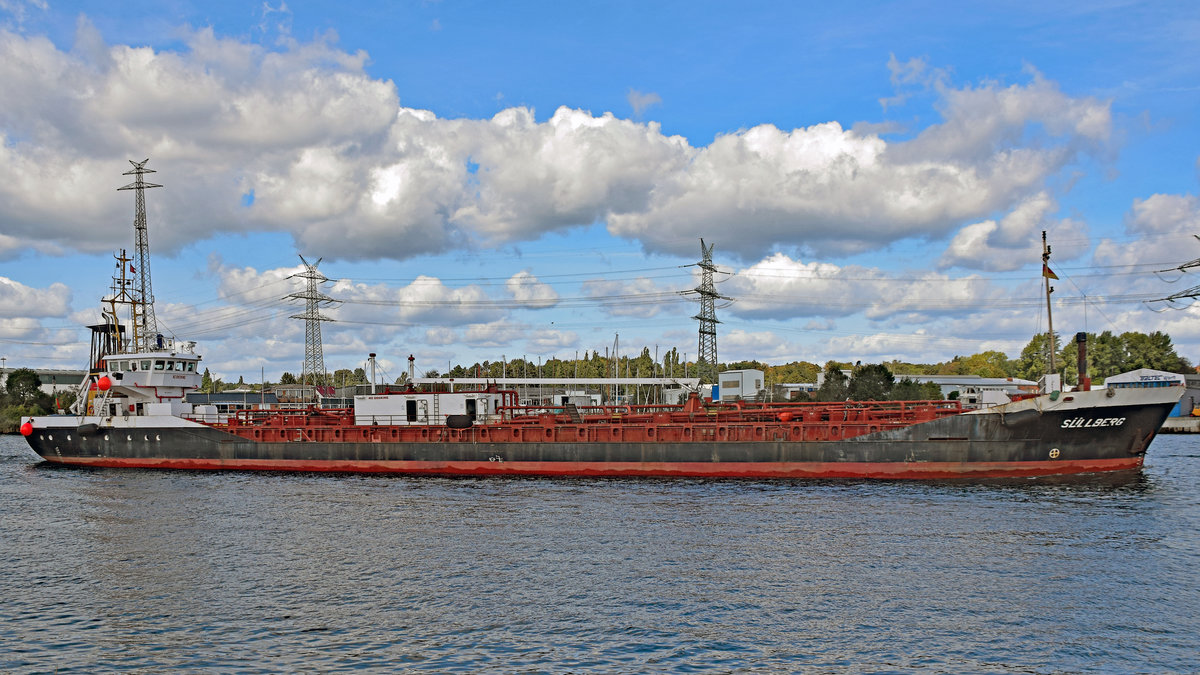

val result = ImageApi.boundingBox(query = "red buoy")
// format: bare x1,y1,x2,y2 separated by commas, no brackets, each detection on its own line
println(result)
779,412,793,422
97,376,112,391
20,422,33,436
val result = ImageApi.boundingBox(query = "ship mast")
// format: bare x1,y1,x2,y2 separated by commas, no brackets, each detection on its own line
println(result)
1042,230,1056,376
103,249,136,352
117,159,163,353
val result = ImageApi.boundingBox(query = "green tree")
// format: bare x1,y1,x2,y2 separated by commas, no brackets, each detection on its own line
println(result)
934,355,967,376
1059,333,1097,386
724,359,769,372
814,362,849,402
1089,331,1125,381
958,351,1013,378
1058,330,1192,386
1015,332,1060,381
891,377,934,401
1,367,53,432
1122,330,1191,372
885,359,941,376
278,372,297,385
662,347,683,378
848,363,895,401
54,390,78,412
768,361,821,385
5,368,43,406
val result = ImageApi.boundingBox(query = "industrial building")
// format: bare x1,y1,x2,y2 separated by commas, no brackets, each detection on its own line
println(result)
0,367,87,396
408,376,702,407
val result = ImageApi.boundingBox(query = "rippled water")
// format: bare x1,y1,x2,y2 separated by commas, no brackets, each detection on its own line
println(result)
1,434,1198,673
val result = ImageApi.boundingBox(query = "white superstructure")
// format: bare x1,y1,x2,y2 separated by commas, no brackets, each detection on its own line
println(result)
74,339,203,417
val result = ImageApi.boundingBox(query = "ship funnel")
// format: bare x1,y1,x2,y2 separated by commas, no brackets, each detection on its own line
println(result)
1075,332,1090,391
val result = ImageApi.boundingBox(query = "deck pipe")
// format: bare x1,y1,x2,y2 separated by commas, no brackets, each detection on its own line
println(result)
1076,332,1090,391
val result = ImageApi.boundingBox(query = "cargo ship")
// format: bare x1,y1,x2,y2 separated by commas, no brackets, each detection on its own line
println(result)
17,162,1186,479
18,368,1184,478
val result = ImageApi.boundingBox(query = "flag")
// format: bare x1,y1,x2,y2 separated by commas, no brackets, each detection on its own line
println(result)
130,264,136,273
1042,264,1058,280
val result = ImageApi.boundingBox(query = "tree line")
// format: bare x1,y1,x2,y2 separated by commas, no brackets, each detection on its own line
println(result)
428,330,1191,391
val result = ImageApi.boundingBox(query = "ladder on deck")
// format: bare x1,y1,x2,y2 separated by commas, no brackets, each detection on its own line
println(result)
563,402,583,424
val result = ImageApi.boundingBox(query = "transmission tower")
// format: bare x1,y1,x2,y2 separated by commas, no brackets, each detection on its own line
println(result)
117,159,163,352
685,239,730,384
287,256,338,387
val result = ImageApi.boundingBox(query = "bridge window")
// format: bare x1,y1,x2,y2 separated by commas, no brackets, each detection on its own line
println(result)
154,360,165,371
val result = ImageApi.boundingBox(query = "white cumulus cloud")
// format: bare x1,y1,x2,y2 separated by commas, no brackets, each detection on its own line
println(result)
0,23,1114,265
724,252,1004,324
0,276,71,317
506,270,559,308
939,192,1090,271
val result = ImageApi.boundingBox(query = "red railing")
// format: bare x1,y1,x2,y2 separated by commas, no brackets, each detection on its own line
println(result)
194,393,962,445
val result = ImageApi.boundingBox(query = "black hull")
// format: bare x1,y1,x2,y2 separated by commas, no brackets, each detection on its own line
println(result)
24,400,1174,479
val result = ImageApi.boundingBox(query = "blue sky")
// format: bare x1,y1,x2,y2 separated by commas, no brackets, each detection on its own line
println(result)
3,1,1200,381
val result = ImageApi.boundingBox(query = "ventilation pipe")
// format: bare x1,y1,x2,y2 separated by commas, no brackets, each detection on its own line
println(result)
1075,332,1090,391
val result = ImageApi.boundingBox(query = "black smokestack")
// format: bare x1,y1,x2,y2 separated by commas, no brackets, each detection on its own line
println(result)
1075,332,1090,391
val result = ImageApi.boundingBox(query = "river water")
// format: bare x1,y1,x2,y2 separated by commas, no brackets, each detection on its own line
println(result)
1,433,1197,673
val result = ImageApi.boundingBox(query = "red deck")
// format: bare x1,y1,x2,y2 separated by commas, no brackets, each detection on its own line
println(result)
204,398,964,445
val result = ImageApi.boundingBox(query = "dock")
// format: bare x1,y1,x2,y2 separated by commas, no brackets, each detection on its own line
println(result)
1160,416,1200,433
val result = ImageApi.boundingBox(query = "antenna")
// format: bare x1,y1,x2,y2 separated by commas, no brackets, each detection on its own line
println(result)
287,255,338,388
117,159,163,352
1042,231,1056,376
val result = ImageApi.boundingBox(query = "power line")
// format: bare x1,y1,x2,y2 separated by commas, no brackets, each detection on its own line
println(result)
351,264,685,284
